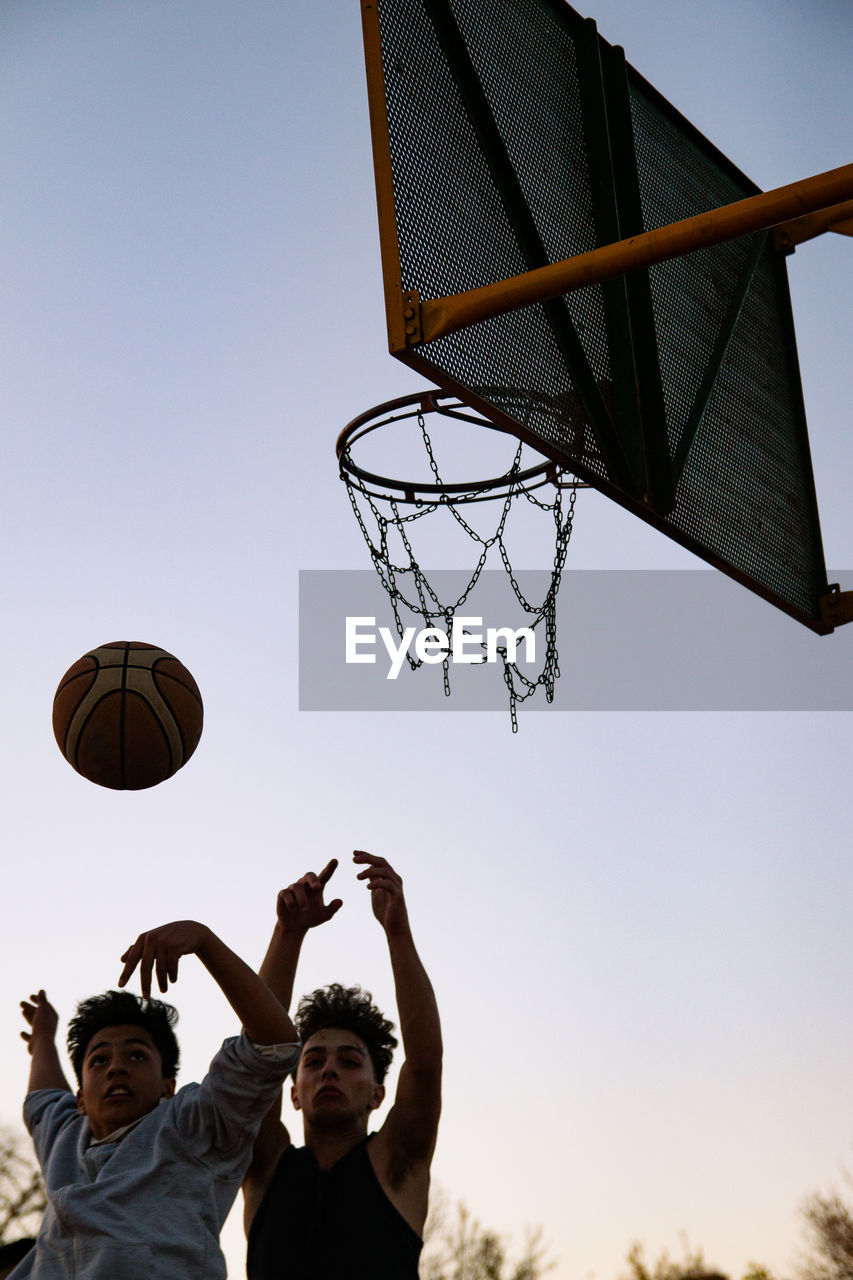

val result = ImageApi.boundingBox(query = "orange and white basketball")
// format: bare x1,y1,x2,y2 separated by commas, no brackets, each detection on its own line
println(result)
52,642,203,790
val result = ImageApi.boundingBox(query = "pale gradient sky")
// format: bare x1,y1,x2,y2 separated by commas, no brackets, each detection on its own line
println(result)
1,3,852,1278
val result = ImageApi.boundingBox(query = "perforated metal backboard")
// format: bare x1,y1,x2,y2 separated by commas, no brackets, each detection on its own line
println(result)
361,0,835,632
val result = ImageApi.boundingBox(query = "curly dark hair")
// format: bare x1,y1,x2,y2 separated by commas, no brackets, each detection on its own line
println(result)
294,984,397,1083
67,990,180,1084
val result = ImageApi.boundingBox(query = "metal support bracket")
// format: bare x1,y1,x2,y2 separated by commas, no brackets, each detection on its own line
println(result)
819,585,853,630
402,290,422,345
772,198,853,254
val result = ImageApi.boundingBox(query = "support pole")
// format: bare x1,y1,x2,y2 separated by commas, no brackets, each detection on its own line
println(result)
418,162,853,345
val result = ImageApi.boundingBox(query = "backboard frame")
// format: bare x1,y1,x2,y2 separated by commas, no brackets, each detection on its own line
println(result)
360,0,853,634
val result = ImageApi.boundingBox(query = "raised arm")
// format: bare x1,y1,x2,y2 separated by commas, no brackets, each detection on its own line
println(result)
258,859,342,1009
355,853,442,1174
243,861,343,1230
20,991,72,1094
118,921,297,1046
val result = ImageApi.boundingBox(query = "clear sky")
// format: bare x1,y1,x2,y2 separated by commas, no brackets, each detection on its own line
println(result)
1,2,852,1278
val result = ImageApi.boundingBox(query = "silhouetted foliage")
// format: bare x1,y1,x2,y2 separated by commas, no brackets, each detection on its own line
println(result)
0,1127,44,1244
420,1188,555,1280
622,1239,728,1280
801,1191,853,1280
622,1238,776,1280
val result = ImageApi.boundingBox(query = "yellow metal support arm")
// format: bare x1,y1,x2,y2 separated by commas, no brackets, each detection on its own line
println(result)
773,197,853,252
416,162,853,346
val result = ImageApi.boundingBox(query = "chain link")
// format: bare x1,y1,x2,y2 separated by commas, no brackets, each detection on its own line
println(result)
341,422,578,731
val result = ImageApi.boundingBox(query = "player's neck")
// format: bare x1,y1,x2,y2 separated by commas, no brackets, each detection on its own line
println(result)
304,1120,369,1170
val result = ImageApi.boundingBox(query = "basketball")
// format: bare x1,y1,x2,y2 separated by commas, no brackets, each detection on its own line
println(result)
52,641,204,790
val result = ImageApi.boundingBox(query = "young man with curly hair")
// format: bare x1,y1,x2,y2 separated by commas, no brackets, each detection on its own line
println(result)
243,851,442,1279
16,921,299,1280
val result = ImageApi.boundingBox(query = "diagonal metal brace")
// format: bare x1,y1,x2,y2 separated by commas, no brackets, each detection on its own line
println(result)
421,0,637,497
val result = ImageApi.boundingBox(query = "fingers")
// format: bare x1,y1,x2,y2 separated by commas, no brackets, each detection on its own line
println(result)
144,942,180,999
353,849,385,866
279,888,343,922
138,938,156,1000
136,945,156,1000
279,876,314,912
318,857,338,885
20,990,58,1048
293,878,312,912
275,854,398,926
353,850,394,872
20,990,52,1023
157,949,182,994
280,880,311,914
353,850,402,889
20,994,39,1023
287,861,337,898
118,939,142,991
118,929,188,999
275,861,343,931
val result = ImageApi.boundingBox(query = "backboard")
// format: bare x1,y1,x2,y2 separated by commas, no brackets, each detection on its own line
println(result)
360,0,841,633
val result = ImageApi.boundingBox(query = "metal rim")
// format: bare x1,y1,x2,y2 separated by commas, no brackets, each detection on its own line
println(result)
337,389,580,505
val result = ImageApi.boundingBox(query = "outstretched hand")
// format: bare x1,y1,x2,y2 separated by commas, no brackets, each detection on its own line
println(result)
20,990,58,1052
275,859,343,935
354,851,410,937
118,920,211,999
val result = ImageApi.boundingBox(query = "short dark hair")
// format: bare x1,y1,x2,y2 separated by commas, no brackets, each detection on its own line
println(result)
0,1237,36,1270
294,984,397,1083
67,990,180,1084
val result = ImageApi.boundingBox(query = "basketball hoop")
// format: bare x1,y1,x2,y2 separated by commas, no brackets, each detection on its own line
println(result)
337,389,584,730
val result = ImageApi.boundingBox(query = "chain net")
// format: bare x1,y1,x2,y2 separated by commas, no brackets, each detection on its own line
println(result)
340,401,578,731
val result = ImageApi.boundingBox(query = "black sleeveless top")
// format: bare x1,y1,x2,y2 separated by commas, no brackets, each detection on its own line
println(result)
246,1135,423,1279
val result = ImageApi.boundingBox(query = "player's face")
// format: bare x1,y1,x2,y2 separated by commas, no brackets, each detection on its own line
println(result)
292,1028,385,1127
76,1025,175,1140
